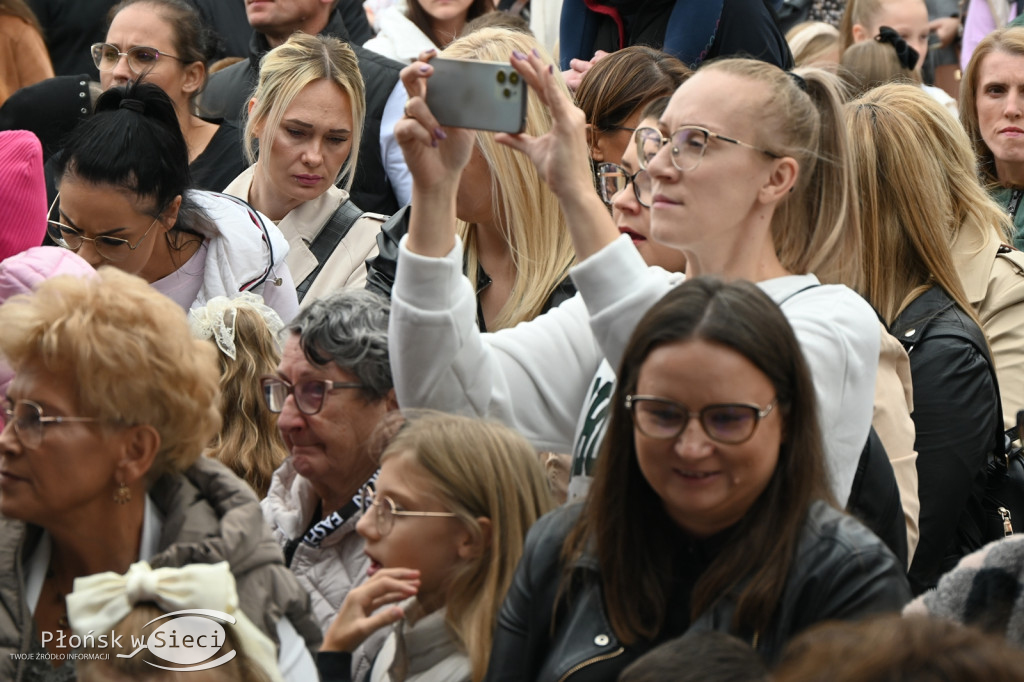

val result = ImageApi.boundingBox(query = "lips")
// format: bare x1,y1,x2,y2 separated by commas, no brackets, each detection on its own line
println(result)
618,226,647,243
652,194,680,207
673,469,721,483
294,174,323,187
366,555,382,577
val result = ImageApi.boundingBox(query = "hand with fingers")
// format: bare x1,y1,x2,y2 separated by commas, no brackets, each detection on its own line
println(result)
496,50,593,200
496,49,619,260
320,568,421,653
396,48,479,257
394,49,478,192
563,50,609,92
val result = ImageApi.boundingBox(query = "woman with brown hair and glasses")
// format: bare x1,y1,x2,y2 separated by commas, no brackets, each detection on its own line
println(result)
93,0,245,191
484,277,909,679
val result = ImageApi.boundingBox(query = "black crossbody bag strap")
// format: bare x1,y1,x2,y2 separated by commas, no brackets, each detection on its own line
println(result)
295,200,364,301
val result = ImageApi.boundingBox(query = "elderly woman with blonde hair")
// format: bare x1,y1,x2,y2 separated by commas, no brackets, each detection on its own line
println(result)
0,267,319,681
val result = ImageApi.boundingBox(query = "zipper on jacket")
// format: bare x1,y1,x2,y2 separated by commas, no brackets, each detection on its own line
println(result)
556,647,625,682
1000,506,1014,536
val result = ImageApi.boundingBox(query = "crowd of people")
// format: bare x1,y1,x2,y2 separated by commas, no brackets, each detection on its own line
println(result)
4,0,1024,681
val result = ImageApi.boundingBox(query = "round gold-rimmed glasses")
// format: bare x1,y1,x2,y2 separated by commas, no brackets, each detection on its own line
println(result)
90,43,185,75
46,194,160,262
359,484,458,537
634,125,781,173
2,400,97,449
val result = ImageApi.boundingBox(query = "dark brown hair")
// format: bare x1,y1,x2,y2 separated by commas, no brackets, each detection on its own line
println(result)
406,0,493,48
576,45,691,134
561,277,832,644
107,0,216,103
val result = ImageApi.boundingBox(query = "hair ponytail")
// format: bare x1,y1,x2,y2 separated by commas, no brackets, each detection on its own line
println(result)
700,59,861,289
57,80,191,215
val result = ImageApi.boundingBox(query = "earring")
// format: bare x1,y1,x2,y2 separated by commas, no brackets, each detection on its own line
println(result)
113,480,131,505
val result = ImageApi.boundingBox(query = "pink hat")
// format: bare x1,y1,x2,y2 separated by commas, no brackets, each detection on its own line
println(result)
0,130,47,262
0,247,97,404
0,246,97,303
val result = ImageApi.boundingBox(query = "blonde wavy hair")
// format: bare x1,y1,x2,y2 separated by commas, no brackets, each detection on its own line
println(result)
698,59,861,288
846,83,1011,324
960,27,1024,187
379,411,554,681
205,305,287,498
244,32,365,192
442,28,577,330
0,267,221,481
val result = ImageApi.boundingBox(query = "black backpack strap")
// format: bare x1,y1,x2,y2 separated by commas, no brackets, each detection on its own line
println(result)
295,200,365,301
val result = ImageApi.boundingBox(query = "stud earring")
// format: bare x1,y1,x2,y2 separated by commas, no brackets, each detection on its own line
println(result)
113,480,131,505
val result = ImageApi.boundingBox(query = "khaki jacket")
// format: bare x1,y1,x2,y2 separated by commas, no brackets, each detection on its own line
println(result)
224,167,382,304
953,227,1024,430
874,324,921,564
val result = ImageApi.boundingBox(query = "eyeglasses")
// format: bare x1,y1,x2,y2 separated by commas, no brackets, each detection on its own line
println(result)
625,395,777,444
634,125,781,173
259,376,365,416
47,194,160,262
359,484,458,537
595,162,652,207
3,400,97,449
91,43,185,75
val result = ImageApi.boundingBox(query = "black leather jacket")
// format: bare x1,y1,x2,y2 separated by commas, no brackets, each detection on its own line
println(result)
197,10,403,215
485,501,911,681
893,286,1001,595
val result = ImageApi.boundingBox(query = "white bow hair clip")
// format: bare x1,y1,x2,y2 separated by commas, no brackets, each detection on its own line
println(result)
66,560,284,681
188,293,284,361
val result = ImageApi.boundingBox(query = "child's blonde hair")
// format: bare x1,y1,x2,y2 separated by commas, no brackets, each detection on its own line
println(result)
379,411,554,681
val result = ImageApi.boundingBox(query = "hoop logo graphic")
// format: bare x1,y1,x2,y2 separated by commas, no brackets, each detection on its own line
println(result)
118,609,236,672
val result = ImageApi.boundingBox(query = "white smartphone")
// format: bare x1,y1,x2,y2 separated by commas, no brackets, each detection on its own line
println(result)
424,57,528,134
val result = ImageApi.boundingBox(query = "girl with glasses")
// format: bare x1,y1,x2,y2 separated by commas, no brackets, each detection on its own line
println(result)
50,78,298,323
390,50,911,535
484,277,909,679
316,411,553,682
96,0,247,192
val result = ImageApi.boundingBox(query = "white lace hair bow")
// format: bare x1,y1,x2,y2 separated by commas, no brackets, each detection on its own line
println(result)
65,560,284,682
188,292,285,361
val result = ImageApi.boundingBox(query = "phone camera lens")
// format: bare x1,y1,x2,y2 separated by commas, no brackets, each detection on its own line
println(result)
509,72,520,85
504,88,511,98
497,71,506,83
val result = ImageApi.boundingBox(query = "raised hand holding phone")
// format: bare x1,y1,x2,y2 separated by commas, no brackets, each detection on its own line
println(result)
497,49,618,260
394,49,478,257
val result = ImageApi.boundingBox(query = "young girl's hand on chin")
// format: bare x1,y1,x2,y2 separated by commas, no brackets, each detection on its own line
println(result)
320,567,421,653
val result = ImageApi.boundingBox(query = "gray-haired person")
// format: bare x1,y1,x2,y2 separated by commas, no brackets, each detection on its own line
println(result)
260,289,397,642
